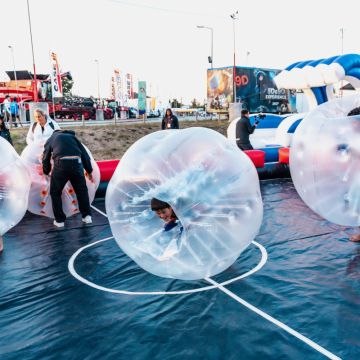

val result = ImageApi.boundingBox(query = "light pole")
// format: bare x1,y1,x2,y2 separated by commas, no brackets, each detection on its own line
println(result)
197,25,214,68
340,27,345,54
26,0,38,102
94,59,101,106
8,45,19,98
246,51,250,66
339,28,345,97
230,11,239,103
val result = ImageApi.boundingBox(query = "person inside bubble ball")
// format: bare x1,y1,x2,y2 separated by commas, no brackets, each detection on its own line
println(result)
347,106,360,242
151,198,182,232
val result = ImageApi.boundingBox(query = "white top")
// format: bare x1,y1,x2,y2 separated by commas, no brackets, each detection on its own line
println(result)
26,118,61,145
3,98,11,113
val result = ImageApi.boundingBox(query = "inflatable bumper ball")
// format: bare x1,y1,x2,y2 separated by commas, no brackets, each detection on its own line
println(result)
21,142,100,218
291,94,360,226
0,138,31,236
106,128,263,280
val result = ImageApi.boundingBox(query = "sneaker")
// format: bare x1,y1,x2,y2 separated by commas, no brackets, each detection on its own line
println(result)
53,220,65,228
82,215,92,224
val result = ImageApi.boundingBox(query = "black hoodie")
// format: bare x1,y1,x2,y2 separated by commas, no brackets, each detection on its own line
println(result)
42,130,93,175
0,123,13,146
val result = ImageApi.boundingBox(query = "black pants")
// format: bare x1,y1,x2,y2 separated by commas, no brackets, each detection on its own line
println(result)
50,159,91,222
237,141,253,151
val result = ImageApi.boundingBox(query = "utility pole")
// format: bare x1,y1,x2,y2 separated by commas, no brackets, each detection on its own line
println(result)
8,46,19,98
26,0,38,102
340,28,345,55
94,59,101,106
230,11,239,103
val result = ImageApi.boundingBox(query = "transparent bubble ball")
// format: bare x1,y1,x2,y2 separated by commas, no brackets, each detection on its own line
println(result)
291,94,360,226
0,138,31,235
21,142,100,219
106,128,263,280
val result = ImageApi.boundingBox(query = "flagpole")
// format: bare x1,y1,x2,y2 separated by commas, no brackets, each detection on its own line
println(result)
49,51,56,119
26,0,38,102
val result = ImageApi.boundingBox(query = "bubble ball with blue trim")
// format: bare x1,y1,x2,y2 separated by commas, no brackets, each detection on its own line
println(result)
290,94,360,226
106,127,263,280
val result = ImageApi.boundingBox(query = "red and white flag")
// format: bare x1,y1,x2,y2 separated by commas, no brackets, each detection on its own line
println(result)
50,52,63,98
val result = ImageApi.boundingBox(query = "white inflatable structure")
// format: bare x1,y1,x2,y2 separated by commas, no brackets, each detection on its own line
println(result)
106,128,263,280
0,138,31,236
21,142,100,219
275,54,360,110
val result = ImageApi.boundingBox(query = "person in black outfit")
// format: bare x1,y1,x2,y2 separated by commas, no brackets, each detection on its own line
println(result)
42,130,93,228
0,117,13,145
161,108,179,130
235,109,259,150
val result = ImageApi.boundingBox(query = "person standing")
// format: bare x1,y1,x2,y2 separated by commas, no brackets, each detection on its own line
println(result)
161,108,179,130
10,97,21,128
0,117,13,145
26,108,60,144
235,109,259,150
3,95,11,123
42,130,93,228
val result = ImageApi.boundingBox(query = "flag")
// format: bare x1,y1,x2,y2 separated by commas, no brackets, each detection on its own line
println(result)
126,73,134,99
114,69,123,104
50,52,63,98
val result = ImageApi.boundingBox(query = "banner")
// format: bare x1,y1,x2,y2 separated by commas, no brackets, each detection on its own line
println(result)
206,66,296,113
110,76,116,100
206,68,233,110
235,67,296,113
138,81,147,114
50,52,63,98
126,73,134,99
114,69,123,104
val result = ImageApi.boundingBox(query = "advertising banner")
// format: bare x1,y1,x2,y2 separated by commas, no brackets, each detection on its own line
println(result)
138,81,147,114
114,69,123,104
206,68,233,111
235,67,296,113
126,73,134,99
50,52,63,98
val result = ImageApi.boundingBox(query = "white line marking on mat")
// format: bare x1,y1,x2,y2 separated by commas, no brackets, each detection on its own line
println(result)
68,237,267,295
91,204,108,218
205,277,341,360
87,200,341,358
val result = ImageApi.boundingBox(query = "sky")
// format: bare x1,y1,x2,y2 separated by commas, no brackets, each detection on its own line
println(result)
1,0,359,105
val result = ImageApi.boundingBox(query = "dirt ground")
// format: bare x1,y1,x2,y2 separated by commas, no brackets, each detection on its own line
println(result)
11,120,229,160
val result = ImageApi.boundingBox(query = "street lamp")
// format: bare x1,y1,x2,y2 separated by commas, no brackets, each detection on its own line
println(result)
94,59,101,105
246,51,250,66
230,11,239,102
26,0,38,102
8,45,19,98
339,27,345,55
197,25,214,68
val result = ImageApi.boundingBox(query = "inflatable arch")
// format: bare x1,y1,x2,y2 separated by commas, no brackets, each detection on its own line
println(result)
274,54,360,109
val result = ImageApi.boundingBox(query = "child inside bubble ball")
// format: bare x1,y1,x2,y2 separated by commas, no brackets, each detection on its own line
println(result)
347,106,360,242
151,198,180,232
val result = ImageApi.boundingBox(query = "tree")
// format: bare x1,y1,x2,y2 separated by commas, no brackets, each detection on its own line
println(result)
191,98,200,108
171,98,182,108
62,77,74,96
